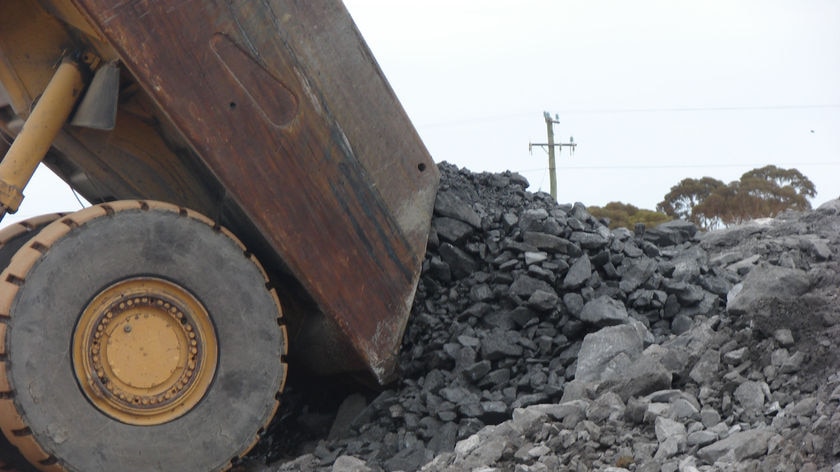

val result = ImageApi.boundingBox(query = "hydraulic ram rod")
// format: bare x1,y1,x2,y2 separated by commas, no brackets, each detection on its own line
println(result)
0,57,87,219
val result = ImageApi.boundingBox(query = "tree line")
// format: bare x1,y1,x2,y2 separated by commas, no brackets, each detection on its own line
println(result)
589,165,817,231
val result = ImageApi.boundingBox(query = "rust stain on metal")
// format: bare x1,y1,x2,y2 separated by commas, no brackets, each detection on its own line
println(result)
210,33,298,128
62,0,439,383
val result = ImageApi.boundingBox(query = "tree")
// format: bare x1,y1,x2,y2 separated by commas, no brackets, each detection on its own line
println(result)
588,201,670,230
658,166,817,230
739,165,815,213
656,177,726,229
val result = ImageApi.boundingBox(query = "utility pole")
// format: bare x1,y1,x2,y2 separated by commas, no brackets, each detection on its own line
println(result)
529,112,576,200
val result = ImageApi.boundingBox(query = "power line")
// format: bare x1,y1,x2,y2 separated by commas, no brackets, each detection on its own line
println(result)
557,104,840,115
513,161,840,173
416,103,840,128
556,162,840,170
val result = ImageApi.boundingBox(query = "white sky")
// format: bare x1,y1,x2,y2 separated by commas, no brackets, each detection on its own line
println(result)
344,0,840,210
3,1,839,226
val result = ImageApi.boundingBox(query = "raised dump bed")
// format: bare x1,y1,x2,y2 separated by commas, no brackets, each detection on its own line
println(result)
0,1,437,470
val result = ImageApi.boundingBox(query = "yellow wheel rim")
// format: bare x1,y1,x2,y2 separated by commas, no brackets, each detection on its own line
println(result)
72,277,218,426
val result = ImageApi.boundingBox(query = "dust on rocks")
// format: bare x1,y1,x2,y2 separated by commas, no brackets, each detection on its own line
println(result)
246,163,840,472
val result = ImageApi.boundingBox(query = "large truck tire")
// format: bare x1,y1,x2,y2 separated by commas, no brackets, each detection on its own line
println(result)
0,201,287,472
0,433,35,472
0,213,66,269
0,214,65,472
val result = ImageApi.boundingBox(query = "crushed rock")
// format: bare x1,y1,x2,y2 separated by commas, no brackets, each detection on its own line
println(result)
244,163,840,472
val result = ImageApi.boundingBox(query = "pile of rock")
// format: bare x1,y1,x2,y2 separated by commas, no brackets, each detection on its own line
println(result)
252,163,840,472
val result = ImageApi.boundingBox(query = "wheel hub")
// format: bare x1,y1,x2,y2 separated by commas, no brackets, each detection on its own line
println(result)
73,277,218,425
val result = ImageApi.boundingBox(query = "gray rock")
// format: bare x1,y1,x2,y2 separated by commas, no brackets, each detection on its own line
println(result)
655,416,687,443
726,263,811,316
668,397,699,420
653,417,686,461
510,406,550,436
670,314,693,335
527,263,556,283
585,391,625,422
619,258,657,293
773,328,795,347
644,219,698,246
687,430,719,447
542,217,565,236
527,289,560,312
696,429,773,463
267,165,840,472
528,400,589,423
328,394,368,440
623,240,645,258
799,236,832,261
439,242,478,279
789,396,818,417
463,360,491,382
434,190,481,228
700,221,767,249
275,454,320,471
654,437,681,462
575,324,644,382
478,401,508,424
733,381,766,415
723,346,748,364
428,422,459,453
668,246,707,281
511,393,549,409
480,368,511,388
519,208,549,232
428,256,452,282
382,445,432,472
816,197,840,212
688,349,720,385
510,274,556,299
508,306,539,327
674,283,706,306
726,254,761,275
628,288,654,308
700,407,722,428
578,295,629,326
563,292,585,316
332,455,372,472
779,350,806,374
439,386,476,404
570,230,609,249
452,432,509,469
432,216,474,243
501,211,519,229
480,329,524,360
624,396,648,424
524,251,548,265
563,255,592,289
469,283,494,302
523,231,575,254
608,352,672,401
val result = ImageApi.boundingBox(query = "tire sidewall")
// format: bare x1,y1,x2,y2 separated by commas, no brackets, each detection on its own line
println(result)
7,209,284,471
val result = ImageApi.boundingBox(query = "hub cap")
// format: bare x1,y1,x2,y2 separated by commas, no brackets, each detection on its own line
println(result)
72,277,218,425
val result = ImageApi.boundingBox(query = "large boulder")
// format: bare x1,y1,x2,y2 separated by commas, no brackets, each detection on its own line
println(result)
575,324,644,382
578,296,629,326
726,263,811,316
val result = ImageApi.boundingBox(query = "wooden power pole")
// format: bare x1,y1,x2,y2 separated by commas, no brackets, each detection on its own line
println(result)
529,112,576,200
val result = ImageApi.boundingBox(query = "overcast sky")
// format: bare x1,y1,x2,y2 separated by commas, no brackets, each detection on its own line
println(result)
344,0,840,210
4,1,839,226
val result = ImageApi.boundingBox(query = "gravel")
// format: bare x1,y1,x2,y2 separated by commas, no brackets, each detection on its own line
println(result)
243,162,840,472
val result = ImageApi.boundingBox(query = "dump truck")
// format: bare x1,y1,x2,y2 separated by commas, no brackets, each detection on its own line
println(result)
0,1,439,470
